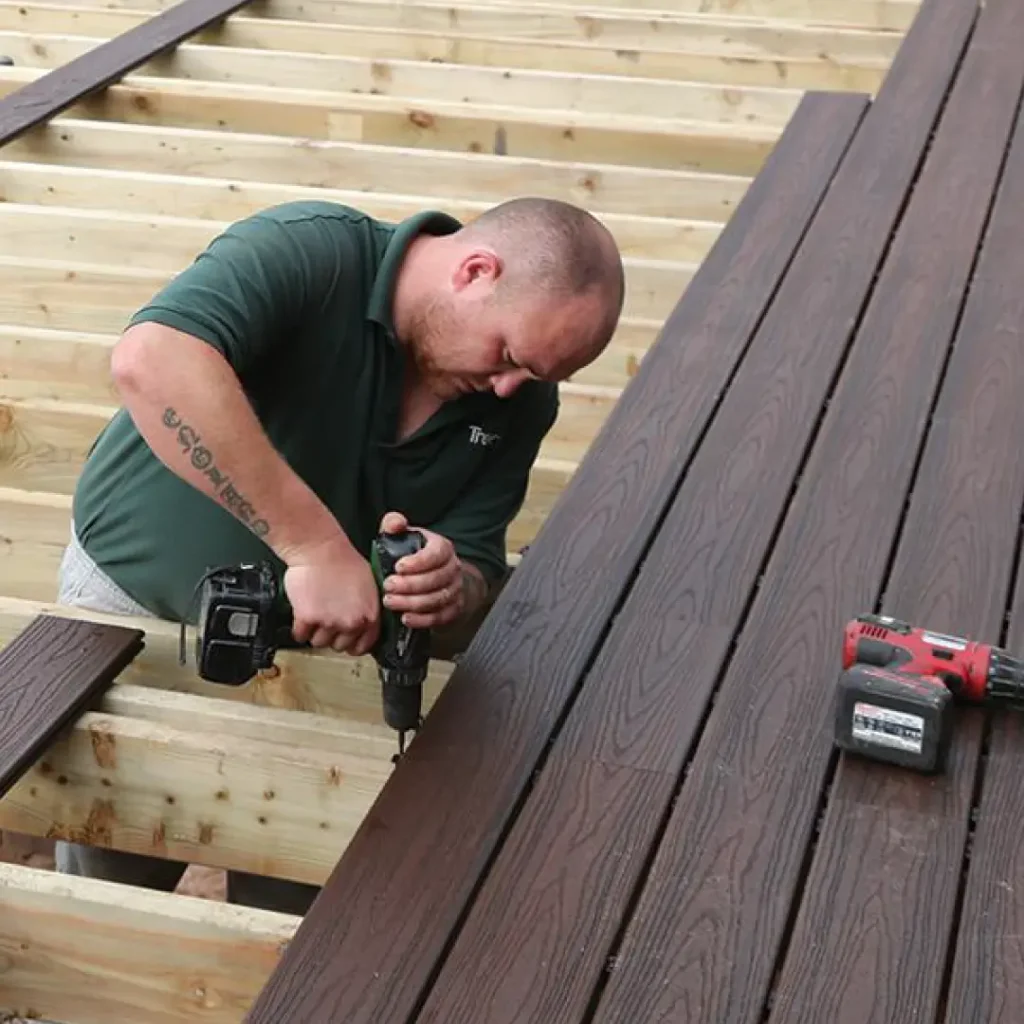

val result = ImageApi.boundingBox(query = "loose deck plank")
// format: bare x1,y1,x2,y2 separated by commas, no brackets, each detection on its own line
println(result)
904,40,1024,1024
406,1,980,1020
0,0,255,147
242,90,868,1024
0,614,144,797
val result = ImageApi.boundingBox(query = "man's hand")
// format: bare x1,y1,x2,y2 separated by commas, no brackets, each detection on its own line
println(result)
379,511,485,629
283,535,381,656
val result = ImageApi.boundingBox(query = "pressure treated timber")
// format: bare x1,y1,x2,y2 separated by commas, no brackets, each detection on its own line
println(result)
16,0,912,57
0,685,393,885
0,65,781,174
0,182,722,264
0,119,753,221
406,3,979,1020
0,4,894,90
0,614,144,797
807,14,1024,1021
0,207,695,321
0,30,805,125
0,861,298,1024
0,0,256,147
242,88,869,1024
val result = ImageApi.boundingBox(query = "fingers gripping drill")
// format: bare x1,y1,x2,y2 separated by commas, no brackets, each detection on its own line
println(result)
178,528,431,761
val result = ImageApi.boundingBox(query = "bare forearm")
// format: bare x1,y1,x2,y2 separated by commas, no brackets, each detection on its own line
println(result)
110,323,349,564
458,561,491,621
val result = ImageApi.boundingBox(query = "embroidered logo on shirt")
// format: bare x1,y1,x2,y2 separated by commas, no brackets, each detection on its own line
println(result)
468,425,500,447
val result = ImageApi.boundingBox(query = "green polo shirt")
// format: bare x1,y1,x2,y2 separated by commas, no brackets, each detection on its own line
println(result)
71,201,558,623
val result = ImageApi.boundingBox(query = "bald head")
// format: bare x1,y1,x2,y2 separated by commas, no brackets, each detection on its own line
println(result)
395,196,625,401
459,196,625,353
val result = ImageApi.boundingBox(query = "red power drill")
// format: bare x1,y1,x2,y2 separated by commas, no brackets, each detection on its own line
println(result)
833,613,1024,773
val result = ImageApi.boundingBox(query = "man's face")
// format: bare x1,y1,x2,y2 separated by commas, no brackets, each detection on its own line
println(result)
406,248,607,400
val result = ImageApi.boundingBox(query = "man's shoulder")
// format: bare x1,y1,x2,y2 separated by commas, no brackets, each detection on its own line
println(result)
227,201,392,252
244,200,384,229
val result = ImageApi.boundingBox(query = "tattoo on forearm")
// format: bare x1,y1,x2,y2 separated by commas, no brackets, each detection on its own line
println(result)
161,407,270,538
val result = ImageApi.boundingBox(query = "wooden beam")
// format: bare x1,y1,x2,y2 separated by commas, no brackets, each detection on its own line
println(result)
0,4,894,90
22,0,911,57
0,614,144,797
0,117,751,221
0,64,782,173
0,162,724,264
0,861,294,1024
242,89,870,1024
451,0,920,27
1,29,804,125
0,206,694,320
0,0,255,148
0,595,457,725
0,686,393,885
0,487,71,603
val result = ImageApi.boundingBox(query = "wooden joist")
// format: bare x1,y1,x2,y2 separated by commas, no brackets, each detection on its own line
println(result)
0,614,144,797
0,64,782,173
0,118,752,221
0,0,256,147
0,3,896,89
0,861,298,1024
243,86,870,1024
0,29,807,125
1,0,915,52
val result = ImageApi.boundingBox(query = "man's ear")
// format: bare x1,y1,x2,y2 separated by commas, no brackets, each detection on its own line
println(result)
453,248,502,291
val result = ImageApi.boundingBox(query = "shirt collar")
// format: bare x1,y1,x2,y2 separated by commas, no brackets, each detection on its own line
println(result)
367,209,463,336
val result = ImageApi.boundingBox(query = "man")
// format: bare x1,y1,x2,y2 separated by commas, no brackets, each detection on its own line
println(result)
54,195,625,915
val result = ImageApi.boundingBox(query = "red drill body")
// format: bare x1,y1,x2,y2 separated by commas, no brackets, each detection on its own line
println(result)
833,613,1024,772
842,616,996,702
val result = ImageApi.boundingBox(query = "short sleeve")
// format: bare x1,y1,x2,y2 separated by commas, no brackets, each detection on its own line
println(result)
427,385,559,584
126,205,348,373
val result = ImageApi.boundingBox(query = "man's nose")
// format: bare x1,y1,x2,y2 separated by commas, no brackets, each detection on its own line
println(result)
490,369,532,397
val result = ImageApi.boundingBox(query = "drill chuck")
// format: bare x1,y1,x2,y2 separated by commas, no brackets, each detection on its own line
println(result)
371,528,432,757
983,648,1024,706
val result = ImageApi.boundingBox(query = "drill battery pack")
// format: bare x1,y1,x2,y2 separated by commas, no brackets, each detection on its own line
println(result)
833,663,954,773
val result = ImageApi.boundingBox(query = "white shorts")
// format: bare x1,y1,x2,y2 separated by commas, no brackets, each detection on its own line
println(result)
57,524,155,619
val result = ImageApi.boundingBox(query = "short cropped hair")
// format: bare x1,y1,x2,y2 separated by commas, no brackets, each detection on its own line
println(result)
464,196,625,325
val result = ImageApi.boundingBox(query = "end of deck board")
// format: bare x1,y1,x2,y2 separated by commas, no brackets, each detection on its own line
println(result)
0,615,145,800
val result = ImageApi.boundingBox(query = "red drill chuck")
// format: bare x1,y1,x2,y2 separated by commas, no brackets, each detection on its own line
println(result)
833,613,1024,772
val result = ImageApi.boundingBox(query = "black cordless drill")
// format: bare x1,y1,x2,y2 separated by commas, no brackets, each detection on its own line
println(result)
179,528,431,759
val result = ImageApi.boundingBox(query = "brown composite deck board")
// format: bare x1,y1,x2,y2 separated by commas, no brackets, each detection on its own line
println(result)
762,2,1024,1019
0,0,253,148
943,585,1024,1024
244,88,862,1024
579,0,985,1021
0,615,145,798
410,90,872,1024
909,42,1024,1024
